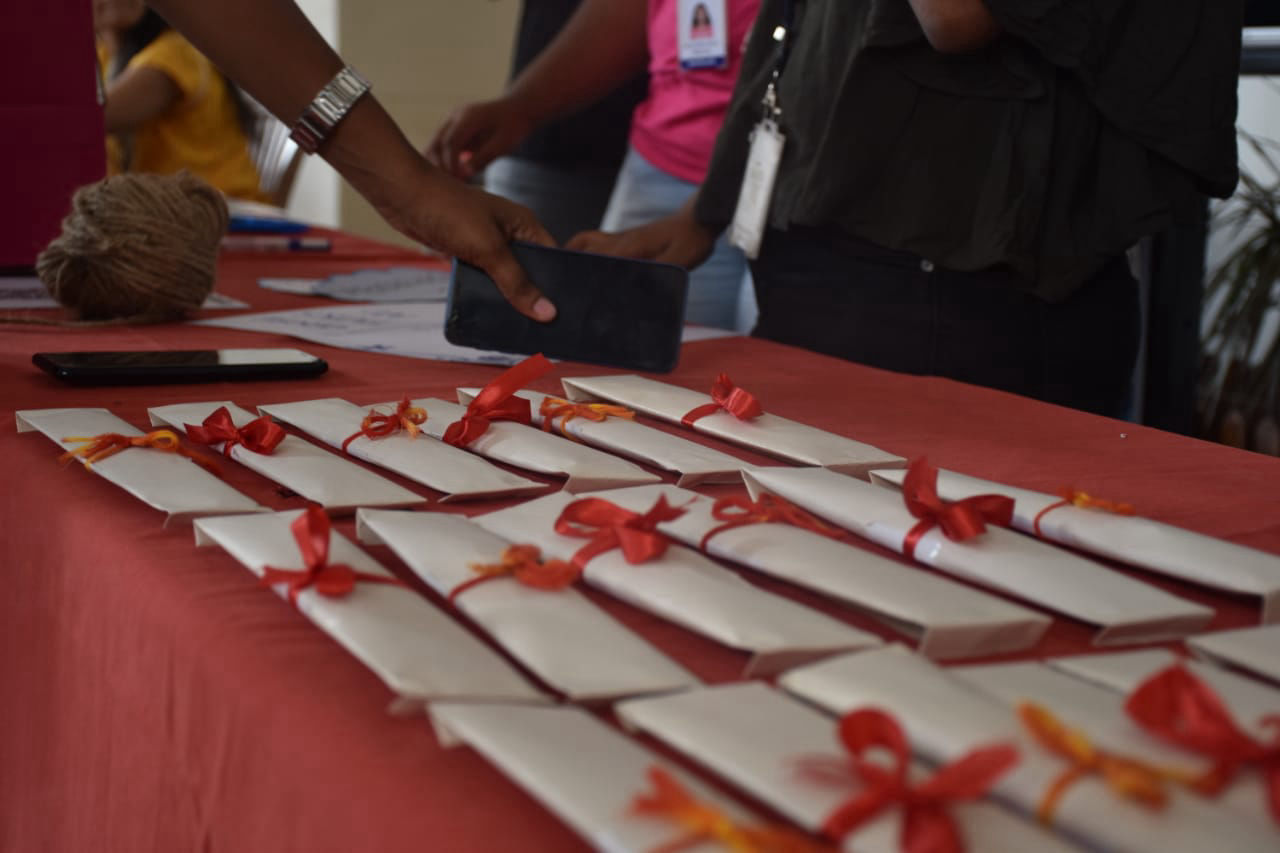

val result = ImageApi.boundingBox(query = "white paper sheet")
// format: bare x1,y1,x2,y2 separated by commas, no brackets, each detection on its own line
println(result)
744,466,1214,645
148,401,425,513
1,276,247,309
871,466,1280,624
16,407,266,522
193,510,545,708
356,509,698,701
561,373,905,477
258,398,547,502
473,491,881,674
1187,624,1280,684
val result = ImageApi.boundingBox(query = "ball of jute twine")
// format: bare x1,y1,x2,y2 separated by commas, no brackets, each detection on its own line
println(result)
19,171,228,325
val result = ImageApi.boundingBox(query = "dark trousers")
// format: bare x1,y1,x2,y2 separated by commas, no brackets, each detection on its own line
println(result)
750,228,1141,418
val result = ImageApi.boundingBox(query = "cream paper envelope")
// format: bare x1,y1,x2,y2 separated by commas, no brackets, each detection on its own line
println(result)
473,491,881,675
16,407,266,523
428,702,754,853
582,484,1050,660
355,509,698,702
743,466,1213,645
779,646,1279,853
458,387,751,487
193,510,546,710
560,374,904,478
1187,624,1280,684
257,398,546,502
614,682,1077,853
871,466,1280,624
149,401,424,514
401,397,661,493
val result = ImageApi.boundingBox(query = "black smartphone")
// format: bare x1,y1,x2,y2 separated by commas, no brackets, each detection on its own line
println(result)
445,241,689,373
32,347,328,385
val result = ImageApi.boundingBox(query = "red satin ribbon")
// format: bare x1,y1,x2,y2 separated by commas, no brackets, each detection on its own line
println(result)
60,429,221,475
554,495,686,569
442,353,553,447
680,373,763,427
185,406,286,457
260,506,407,607
342,397,428,452
812,709,1018,853
538,396,635,441
1032,488,1137,537
447,543,581,604
698,493,846,552
900,457,1013,559
1125,664,1280,822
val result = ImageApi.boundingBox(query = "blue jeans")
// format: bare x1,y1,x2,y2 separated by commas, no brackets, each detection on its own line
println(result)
485,156,620,246
602,146,756,331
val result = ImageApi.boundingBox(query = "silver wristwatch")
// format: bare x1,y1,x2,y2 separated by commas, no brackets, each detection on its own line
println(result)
289,66,372,154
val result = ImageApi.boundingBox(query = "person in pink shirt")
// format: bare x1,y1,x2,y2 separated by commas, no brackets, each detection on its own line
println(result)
427,0,760,331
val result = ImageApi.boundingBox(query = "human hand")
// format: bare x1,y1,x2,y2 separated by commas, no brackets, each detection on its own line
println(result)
424,96,537,180
566,207,716,270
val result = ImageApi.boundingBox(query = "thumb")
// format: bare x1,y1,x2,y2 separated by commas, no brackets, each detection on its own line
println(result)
566,229,608,252
477,241,557,323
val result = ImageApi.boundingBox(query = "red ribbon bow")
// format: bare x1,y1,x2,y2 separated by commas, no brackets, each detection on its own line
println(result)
680,373,763,427
60,429,221,476
442,354,553,447
185,406,286,457
554,495,686,569
260,506,407,607
812,709,1019,853
341,397,428,452
901,458,1013,559
699,493,846,551
447,543,581,604
1125,664,1280,823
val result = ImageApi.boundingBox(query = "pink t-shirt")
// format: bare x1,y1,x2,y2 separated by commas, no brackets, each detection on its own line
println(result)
630,0,760,184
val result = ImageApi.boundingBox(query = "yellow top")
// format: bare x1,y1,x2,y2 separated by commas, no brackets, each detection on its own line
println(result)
102,31,267,202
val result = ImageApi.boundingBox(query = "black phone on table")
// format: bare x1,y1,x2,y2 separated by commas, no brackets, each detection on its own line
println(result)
32,347,328,385
445,241,689,373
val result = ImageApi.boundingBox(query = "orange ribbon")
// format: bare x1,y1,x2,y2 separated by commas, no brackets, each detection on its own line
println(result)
185,406,286,457
60,429,220,475
1032,489,1137,537
631,766,828,853
680,373,763,427
809,708,1018,853
901,457,1013,559
342,397,428,451
554,495,685,569
699,493,846,551
539,396,635,441
447,543,581,604
260,506,408,607
1125,664,1280,822
442,353,553,447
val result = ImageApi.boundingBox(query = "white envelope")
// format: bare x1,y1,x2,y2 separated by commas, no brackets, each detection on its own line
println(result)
560,374,904,478
459,387,751,487
1187,624,1280,685
871,466,1280,624
614,682,1077,853
149,401,424,514
744,467,1214,645
779,646,1279,853
258,397,547,502
16,407,266,523
355,509,698,702
193,510,546,710
473,491,881,675
582,484,1050,660
429,702,756,853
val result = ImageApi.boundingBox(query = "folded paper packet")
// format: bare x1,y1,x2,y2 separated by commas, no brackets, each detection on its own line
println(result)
870,466,1280,624
560,374,904,478
1187,624,1280,685
429,702,762,853
473,491,881,675
16,407,266,522
257,398,547,502
194,510,546,710
458,387,751,487
355,509,698,701
779,646,1278,853
614,682,1076,852
743,466,1214,645
581,484,1050,659
149,401,424,514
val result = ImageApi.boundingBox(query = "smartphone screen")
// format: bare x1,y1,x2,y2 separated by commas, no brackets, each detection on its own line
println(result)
445,242,689,373
32,347,328,385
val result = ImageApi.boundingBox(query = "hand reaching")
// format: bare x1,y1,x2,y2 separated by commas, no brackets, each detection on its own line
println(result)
424,96,537,180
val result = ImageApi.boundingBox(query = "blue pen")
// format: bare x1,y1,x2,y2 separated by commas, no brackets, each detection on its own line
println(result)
221,235,332,252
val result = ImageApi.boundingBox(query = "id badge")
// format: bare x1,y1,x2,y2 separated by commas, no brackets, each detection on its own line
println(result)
677,0,729,70
728,118,785,260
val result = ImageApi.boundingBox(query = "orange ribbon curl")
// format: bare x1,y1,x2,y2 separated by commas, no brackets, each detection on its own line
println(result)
1032,489,1137,537
539,396,635,441
699,493,846,552
901,457,1013,559
260,506,407,607
554,495,686,569
60,429,220,475
442,353,553,447
680,373,763,427
447,543,581,604
342,397,428,451
185,406,286,457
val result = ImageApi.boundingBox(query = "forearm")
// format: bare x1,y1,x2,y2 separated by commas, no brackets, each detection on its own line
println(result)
907,0,999,52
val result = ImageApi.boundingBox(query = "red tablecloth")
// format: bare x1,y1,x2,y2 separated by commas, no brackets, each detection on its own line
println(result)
3,231,1279,852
